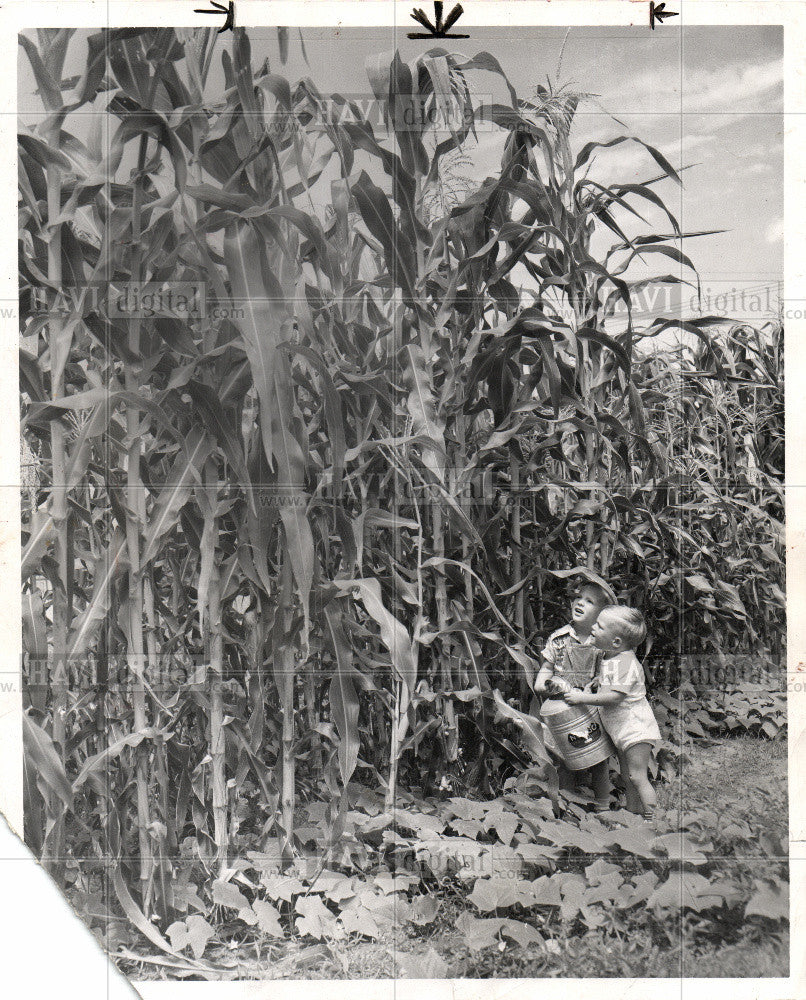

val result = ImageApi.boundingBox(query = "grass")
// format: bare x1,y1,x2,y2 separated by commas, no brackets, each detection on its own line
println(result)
657,735,788,850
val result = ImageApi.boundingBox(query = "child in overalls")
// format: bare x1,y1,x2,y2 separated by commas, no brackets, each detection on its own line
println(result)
533,583,613,811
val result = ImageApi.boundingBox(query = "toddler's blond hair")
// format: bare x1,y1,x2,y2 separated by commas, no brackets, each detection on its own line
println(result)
600,606,647,650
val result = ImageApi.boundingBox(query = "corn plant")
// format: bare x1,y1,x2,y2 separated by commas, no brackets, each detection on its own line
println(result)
18,26,783,945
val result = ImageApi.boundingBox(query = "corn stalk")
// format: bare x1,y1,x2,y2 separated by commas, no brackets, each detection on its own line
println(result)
43,113,69,875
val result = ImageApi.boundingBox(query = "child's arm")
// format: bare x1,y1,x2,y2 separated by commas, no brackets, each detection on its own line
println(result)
564,688,626,707
533,659,555,693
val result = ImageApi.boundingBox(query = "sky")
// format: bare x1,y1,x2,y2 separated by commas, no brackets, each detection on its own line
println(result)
20,25,783,324
234,25,784,321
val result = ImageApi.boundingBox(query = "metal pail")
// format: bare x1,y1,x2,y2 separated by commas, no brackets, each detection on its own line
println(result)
539,699,615,770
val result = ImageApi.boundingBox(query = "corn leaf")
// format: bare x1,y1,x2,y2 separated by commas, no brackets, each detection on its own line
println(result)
325,602,361,785
140,427,213,568
67,531,128,661
22,713,73,810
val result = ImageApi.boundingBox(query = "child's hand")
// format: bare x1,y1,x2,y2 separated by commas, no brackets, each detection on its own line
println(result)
563,689,584,705
546,677,572,695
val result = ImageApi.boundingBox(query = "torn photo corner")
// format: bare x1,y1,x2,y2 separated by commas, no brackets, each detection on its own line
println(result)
3,0,804,997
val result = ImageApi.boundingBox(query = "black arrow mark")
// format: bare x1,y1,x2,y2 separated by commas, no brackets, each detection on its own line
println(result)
194,0,235,33
409,2,469,39
650,2,679,29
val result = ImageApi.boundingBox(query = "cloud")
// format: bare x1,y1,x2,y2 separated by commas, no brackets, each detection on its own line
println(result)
765,217,783,244
746,161,774,176
683,59,782,114
596,56,782,120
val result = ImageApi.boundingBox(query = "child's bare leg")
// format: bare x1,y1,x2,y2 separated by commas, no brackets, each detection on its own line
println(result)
623,742,656,815
557,762,576,792
590,759,611,810
616,748,644,813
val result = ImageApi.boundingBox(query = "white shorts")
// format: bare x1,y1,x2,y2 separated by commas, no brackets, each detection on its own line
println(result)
599,699,661,753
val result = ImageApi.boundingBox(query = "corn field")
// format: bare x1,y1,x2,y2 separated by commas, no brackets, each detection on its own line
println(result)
18,27,784,968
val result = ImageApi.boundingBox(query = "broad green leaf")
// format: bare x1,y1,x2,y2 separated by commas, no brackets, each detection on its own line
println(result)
352,170,417,303
22,713,73,810
446,796,488,821
260,874,305,902
252,899,285,937
72,725,169,792
405,343,446,482
374,873,417,895
744,880,788,921
67,531,128,661
455,911,505,951
467,876,529,912
140,428,213,568
22,591,48,660
651,831,710,864
454,51,518,107
596,823,657,859
624,871,659,906
295,895,337,939
407,894,440,925
223,221,314,628
397,947,449,978
333,578,417,700
528,874,563,907
22,509,54,580
501,918,543,948
212,878,257,923
482,805,520,847
325,602,361,785
166,915,214,959
339,903,379,939
648,872,729,914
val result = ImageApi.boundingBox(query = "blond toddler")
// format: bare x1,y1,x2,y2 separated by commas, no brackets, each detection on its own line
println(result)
563,606,661,819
